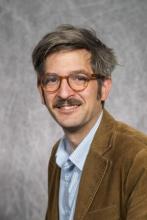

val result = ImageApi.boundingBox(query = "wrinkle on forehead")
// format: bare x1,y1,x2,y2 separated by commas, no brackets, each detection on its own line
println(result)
44,49,92,76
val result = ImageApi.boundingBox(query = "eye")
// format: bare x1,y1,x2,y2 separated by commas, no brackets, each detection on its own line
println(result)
71,74,89,82
42,74,59,85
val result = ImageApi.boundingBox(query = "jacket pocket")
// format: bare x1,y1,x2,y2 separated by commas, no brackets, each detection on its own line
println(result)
85,206,119,220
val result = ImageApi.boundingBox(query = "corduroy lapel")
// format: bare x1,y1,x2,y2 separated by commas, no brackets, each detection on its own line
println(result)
47,143,61,220
52,166,60,220
73,110,116,220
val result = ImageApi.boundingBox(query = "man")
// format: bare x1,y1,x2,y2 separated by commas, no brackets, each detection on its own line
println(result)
32,25,147,220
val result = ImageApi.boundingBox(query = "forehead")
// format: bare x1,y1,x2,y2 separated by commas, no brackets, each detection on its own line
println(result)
44,49,92,74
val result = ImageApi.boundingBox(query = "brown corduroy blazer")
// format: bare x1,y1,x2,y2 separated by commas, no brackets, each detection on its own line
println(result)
45,110,147,220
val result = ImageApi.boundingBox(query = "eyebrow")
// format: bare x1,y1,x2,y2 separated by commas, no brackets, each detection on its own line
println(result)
45,69,92,75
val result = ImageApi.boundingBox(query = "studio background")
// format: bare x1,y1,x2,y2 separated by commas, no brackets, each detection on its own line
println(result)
0,0,147,219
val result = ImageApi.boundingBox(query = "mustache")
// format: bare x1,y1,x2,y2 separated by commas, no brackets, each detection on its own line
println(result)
53,97,82,108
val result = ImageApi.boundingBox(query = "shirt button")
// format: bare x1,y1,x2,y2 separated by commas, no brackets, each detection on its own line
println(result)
64,175,70,182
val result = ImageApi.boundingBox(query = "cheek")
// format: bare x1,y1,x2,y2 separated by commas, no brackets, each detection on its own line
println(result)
86,84,99,101
81,89,99,108
44,93,55,108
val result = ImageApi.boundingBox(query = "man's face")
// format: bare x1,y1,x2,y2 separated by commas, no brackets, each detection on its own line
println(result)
38,49,111,133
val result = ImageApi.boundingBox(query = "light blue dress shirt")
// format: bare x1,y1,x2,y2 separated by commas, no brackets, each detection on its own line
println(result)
56,112,103,220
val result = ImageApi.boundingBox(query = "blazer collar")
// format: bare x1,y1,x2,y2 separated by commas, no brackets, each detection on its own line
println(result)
73,109,116,220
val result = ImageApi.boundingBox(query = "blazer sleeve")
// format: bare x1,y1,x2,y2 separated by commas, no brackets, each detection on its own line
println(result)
125,148,147,220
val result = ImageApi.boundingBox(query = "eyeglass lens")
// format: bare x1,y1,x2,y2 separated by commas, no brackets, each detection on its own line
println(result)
41,73,99,92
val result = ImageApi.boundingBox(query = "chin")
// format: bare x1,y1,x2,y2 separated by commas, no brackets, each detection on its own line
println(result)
62,125,81,133
57,121,81,132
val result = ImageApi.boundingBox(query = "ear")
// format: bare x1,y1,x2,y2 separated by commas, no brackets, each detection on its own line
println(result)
101,79,112,101
38,85,46,105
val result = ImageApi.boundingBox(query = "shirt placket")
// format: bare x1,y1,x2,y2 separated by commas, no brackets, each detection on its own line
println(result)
62,160,75,218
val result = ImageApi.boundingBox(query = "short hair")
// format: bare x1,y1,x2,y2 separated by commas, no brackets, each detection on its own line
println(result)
32,24,117,79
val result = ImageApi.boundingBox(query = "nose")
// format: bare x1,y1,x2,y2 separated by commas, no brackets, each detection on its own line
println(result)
57,78,74,99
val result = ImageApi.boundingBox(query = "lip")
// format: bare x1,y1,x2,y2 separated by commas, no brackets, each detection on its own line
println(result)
56,105,80,114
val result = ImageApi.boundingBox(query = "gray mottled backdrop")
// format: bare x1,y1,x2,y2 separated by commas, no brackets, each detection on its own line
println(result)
0,0,147,219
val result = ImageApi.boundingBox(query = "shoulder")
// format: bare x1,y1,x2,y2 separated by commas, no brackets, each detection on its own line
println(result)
115,120,147,145
102,110,147,169
100,110,147,157
109,118,147,175
113,120,147,154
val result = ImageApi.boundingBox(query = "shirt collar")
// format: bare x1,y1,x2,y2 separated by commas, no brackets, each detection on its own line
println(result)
56,111,103,171
56,138,69,168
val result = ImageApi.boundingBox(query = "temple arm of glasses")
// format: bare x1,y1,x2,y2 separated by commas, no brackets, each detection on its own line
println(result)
91,74,111,80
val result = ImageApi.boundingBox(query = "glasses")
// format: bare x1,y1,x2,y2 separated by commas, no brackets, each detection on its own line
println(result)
40,72,106,93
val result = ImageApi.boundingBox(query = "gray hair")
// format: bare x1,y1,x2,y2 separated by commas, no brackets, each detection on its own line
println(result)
32,24,117,79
